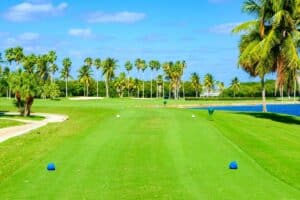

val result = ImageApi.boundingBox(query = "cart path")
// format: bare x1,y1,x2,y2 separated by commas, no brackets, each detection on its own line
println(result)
0,112,68,143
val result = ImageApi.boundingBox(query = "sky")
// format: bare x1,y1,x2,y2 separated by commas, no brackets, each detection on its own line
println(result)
0,0,269,85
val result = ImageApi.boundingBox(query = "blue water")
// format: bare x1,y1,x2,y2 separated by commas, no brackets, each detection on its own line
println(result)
194,104,300,117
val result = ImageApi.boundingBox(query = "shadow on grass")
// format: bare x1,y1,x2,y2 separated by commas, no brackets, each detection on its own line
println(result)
0,112,45,120
236,112,300,125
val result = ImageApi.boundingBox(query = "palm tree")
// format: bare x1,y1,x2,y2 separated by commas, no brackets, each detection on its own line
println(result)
149,60,160,98
114,72,127,98
135,58,142,97
78,65,93,96
163,62,172,98
94,58,102,97
61,58,72,97
156,75,163,98
125,61,133,97
140,60,147,98
5,46,24,68
102,58,118,97
2,67,11,98
36,54,50,82
217,81,225,95
233,0,300,111
154,61,161,98
204,73,214,96
180,60,187,98
22,54,36,74
191,72,201,97
84,57,93,68
231,77,240,97
48,51,57,83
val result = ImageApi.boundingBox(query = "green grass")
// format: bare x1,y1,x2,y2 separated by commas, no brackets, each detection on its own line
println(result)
0,98,299,199
0,113,45,121
0,119,23,128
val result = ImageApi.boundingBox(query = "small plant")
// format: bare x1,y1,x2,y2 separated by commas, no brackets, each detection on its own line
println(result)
163,100,167,106
208,108,215,116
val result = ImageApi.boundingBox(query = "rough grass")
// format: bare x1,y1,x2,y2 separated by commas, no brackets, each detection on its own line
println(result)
0,119,23,128
0,98,299,199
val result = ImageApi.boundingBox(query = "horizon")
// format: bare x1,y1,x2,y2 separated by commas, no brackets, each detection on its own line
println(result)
0,0,275,85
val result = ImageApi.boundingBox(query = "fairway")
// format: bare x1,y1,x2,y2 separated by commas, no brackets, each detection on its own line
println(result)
0,99,300,199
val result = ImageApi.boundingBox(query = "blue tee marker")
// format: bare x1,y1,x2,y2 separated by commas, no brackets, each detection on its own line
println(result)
229,161,238,170
47,163,56,171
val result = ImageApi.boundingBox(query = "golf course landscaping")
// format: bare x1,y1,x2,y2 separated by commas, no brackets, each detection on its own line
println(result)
0,98,300,199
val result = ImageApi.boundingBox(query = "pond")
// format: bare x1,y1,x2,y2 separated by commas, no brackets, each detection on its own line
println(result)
194,104,300,117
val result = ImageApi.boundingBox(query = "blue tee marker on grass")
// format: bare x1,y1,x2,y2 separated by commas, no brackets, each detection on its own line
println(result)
229,161,238,170
47,163,56,171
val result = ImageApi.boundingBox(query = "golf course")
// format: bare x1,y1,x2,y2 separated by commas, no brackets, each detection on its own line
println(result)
0,98,300,199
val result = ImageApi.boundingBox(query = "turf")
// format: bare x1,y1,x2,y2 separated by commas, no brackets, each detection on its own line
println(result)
0,98,299,199
0,119,23,128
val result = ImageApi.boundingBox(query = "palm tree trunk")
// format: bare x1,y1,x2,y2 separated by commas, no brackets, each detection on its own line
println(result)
65,78,68,98
150,71,153,99
182,81,185,99
97,71,99,97
137,73,140,98
169,82,171,99
87,85,89,97
261,76,267,112
162,76,165,98
105,79,109,98
127,72,130,97
143,72,145,98
294,78,297,103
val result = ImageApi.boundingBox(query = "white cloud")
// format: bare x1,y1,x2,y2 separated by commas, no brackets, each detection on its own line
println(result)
19,32,40,41
4,2,68,22
86,11,145,24
3,32,40,47
69,28,92,38
209,22,241,34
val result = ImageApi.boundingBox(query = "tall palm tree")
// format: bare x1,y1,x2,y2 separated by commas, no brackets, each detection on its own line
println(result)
135,58,142,97
231,77,240,97
217,81,225,95
204,73,214,96
22,54,36,74
5,46,24,68
180,60,187,98
78,65,93,97
149,60,160,99
114,72,127,98
2,67,11,98
94,58,102,97
48,51,57,83
135,59,147,98
154,61,161,98
102,58,118,98
233,0,273,112
191,72,201,97
84,57,93,68
125,61,133,97
163,62,172,98
36,54,50,82
234,0,300,111
156,75,163,98
61,58,72,98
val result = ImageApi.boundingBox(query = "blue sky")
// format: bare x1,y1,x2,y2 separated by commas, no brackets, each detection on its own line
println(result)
0,0,267,85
